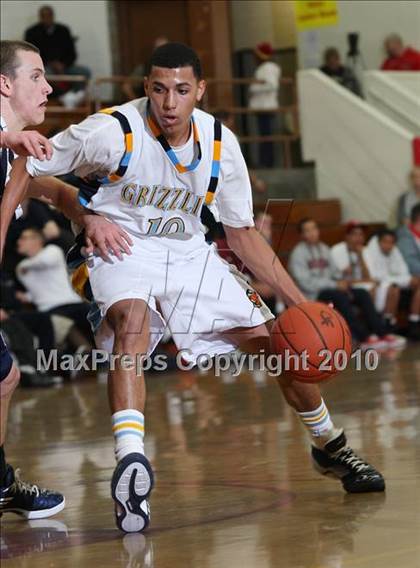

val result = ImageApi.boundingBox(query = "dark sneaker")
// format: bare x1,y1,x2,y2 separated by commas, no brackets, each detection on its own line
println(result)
0,465,65,518
312,430,385,493
111,453,154,533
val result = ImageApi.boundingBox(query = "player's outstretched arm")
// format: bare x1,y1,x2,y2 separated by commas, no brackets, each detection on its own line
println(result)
28,176,133,260
0,130,53,161
0,157,30,261
224,225,306,307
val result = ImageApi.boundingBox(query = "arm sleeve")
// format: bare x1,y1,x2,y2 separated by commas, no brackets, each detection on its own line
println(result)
328,248,343,280
330,244,349,272
18,245,63,272
60,25,77,66
392,248,412,286
363,248,384,281
24,27,35,44
214,127,254,228
249,63,281,94
398,234,420,275
26,113,125,179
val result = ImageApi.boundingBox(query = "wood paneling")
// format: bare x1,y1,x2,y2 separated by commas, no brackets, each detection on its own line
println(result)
114,0,233,107
115,0,189,74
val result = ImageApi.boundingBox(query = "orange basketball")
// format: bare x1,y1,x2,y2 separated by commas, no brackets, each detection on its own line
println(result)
271,301,352,383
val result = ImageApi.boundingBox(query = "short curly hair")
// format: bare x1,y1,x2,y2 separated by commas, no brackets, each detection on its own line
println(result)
146,42,202,80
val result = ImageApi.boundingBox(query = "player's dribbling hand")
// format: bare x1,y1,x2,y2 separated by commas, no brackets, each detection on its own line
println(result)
82,214,133,261
1,131,53,161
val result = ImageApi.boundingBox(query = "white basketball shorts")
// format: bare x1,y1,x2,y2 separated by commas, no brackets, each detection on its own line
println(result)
87,238,274,364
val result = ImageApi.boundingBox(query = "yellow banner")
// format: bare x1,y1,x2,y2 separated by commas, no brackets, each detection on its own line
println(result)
294,0,339,30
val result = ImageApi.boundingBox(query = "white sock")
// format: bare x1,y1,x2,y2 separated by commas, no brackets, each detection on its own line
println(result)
408,314,420,323
111,409,145,462
297,399,340,448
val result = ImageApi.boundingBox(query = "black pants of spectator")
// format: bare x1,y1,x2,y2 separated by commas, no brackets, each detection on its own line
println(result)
318,288,387,342
1,318,42,370
13,311,56,353
257,113,275,168
49,303,93,345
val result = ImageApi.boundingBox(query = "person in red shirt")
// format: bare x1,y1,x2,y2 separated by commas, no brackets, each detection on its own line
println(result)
381,34,420,71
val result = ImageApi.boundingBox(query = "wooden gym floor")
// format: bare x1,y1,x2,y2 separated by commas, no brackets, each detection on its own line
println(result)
1,345,419,568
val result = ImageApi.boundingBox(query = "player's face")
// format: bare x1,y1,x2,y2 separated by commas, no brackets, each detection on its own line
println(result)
302,221,319,244
4,51,52,127
145,66,206,142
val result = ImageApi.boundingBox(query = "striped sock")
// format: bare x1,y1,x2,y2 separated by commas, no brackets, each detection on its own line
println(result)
112,409,145,462
298,399,336,446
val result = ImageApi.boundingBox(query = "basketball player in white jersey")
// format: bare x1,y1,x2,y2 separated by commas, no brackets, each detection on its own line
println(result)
3,43,384,533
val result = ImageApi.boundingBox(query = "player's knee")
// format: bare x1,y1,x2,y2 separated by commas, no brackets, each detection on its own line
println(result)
108,301,150,351
117,330,149,354
0,364,21,398
111,312,149,353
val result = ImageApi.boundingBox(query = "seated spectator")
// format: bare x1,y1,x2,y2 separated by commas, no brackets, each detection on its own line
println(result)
122,36,168,101
24,5,91,106
320,47,362,97
398,203,420,277
290,218,402,349
331,221,376,290
2,198,74,277
381,34,420,71
15,228,92,353
365,230,420,339
396,167,420,227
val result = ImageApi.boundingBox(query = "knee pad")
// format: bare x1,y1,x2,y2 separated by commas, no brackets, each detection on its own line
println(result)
0,364,20,398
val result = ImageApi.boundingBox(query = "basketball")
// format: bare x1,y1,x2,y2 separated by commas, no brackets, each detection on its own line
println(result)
272,301,352,383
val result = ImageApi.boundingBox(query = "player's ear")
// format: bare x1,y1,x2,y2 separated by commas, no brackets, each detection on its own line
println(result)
144,77,149,96
0,74,13,97
196,79,206,103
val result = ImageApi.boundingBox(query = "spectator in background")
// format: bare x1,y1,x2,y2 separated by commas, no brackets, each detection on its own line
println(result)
331,222,376,290
365,230,420,339
331,221,406,347
2,198,74,278
15,228,92,353
289,218,396,349
320,47,362,97
248,42,281,168
381,34,420,71
122,36,169,101
24,5,91,107
396,167,420,227
398,203,420,278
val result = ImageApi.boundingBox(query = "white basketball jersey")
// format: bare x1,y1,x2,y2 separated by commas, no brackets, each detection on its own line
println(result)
81,99,221,255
